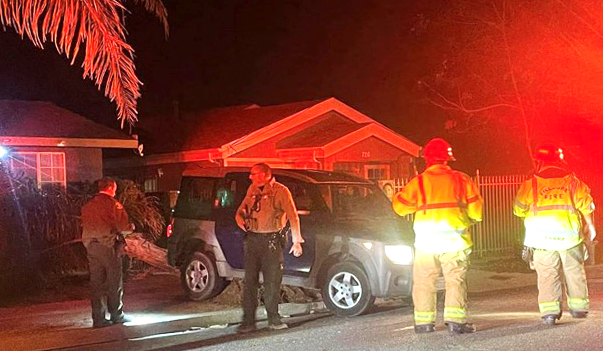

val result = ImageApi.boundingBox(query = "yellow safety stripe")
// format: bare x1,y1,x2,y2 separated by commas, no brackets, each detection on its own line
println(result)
444,307,466,318
444,307,467,323
538,301,561,315
414,311,436,324
568,298,589,311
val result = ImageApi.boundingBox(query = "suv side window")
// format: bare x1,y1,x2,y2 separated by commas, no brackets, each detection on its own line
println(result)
214,178,237,209
276,176,324,211
174,177,216,219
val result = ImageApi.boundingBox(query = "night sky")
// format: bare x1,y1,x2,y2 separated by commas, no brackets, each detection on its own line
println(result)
1,0,601,174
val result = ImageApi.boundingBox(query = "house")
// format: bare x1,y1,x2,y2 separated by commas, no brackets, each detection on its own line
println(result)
105,98,420,192
0,100,138,188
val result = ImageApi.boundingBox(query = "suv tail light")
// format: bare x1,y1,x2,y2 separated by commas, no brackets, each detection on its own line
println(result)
166,219,174,238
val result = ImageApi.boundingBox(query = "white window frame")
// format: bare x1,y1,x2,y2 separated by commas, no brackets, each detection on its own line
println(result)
10,152,67,188
364,164,390,180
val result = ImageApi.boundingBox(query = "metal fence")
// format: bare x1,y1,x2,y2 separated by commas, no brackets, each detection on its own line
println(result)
390,173,602,258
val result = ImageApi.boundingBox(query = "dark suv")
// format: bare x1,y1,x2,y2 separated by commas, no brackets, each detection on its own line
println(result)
167,167,414,316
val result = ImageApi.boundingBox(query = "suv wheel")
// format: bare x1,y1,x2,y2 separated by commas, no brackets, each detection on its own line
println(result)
181,251,226,300
322,261,375,316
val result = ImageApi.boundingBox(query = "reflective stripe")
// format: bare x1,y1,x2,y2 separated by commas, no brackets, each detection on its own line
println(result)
514,199,529,211
568,298,589,311
467,195,480,204
538,301,561,315
418,174,427,214
394,194,415,207
414,311,436,324
417,202,461,211
535,205,576,211
444,307,467,322
532,176,538,215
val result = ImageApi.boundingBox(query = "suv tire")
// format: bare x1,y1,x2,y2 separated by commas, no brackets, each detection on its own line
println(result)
322,261,375,316
181,251,227,300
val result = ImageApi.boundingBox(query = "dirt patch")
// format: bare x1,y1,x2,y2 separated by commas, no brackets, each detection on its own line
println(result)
211,278,322,306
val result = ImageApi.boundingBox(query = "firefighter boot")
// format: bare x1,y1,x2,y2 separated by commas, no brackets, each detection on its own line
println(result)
446,322,476,334
542,314,559,326
570,310,588,319
414,323,435,334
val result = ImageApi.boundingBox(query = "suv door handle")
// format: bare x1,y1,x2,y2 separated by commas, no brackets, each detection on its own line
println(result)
297,210,310,216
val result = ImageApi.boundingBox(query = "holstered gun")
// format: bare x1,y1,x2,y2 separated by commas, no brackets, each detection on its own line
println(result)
242,204,254,232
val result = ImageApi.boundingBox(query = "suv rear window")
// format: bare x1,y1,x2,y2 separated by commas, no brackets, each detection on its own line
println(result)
174,177,216,219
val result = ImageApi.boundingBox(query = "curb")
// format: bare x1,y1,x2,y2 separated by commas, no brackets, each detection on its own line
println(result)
6,302,327,351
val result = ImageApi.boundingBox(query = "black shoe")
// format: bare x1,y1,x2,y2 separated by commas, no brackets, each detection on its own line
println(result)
111,314,132,325
92,319,113,328
237,323,257,333
414,324,435,334
542,315,558,326
446,322,476,334
570,310,588,319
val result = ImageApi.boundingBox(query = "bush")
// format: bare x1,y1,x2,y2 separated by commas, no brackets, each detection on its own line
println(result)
0,171,164,298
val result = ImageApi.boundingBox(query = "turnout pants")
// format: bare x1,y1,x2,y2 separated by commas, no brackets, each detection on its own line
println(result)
533,244,589,317
413,248,471,325
242,233,284,326
86,241,124,324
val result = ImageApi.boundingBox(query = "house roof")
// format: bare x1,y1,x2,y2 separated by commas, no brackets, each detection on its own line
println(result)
182,100,320,151
113,98,420,167
0,100,137,148
276,114,369,149
141,100,320,154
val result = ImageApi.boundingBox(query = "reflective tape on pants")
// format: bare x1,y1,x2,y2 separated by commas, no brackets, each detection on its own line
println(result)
414,311,436,324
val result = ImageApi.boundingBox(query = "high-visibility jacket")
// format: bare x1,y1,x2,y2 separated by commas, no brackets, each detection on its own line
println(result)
514,167,595,251
392,164,483,254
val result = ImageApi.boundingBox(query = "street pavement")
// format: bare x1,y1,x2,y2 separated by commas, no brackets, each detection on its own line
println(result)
2,261,601,351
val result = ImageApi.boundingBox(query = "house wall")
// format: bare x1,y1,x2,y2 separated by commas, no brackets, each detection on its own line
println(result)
325,137,414,178
10,146,103,183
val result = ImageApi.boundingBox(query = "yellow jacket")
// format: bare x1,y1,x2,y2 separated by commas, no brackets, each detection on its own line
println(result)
514,166,595,251
392,164,483,253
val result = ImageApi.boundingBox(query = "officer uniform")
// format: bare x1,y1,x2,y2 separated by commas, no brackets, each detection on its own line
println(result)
82,192,131,327
514,164,595,323
235,176,303,329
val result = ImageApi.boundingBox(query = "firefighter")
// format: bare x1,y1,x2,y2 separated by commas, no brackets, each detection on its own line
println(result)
514,143,596,325
393,138,483,334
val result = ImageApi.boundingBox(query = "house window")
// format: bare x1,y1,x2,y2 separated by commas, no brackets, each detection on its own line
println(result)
10,152,66,188
333,162,363,177
364,164,390,181
144,177,158,192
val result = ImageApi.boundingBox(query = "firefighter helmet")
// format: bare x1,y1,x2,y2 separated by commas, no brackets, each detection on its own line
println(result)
533,143,564,163
422,138,456,161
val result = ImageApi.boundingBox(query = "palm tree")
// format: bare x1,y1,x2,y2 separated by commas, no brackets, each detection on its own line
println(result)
0,0,169,127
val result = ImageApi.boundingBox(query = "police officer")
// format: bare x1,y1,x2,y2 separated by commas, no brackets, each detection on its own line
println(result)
392,138,483,334
82,178,134,328
235,163,304,333
514,143,596,325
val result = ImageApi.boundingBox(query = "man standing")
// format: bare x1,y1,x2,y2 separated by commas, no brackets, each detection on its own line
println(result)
82,178,134,328
392,138,483,334
235,163,304,332
514,143,596,325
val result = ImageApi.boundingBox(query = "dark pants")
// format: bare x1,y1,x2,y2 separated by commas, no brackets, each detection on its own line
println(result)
86,241,124,324
242,233,284,326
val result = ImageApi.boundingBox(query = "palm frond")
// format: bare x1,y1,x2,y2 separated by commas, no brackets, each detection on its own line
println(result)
0,0,166,127
131,0,169,38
